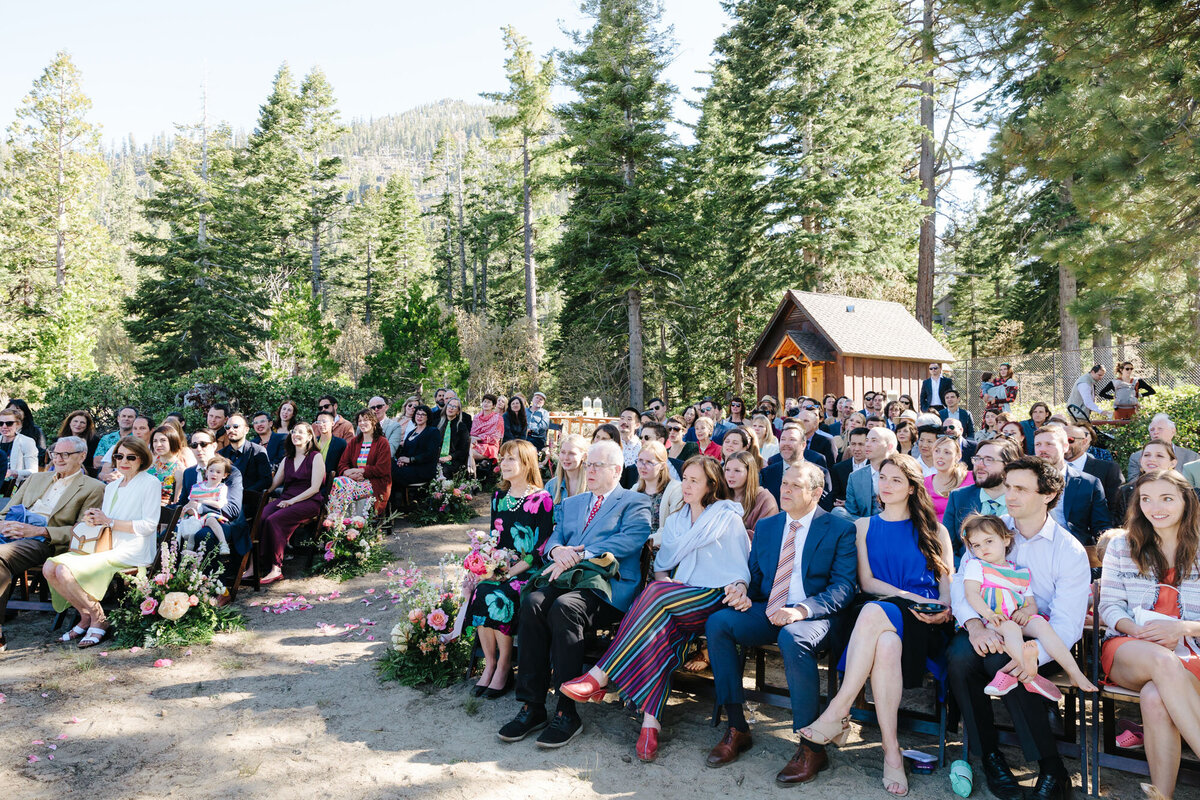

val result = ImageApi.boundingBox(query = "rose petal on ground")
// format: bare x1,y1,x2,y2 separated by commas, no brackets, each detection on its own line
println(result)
129,646,142,653
153,658,174,668
40,693,48,698
32,740,44,745
47,744,57,750
27,755,39,763
56,734,68,740
47,754,54,761
98,651,108,657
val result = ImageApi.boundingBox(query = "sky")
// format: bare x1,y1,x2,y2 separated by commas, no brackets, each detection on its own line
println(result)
0,0,730,148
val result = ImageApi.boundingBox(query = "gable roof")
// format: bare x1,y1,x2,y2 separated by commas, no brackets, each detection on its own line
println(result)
747,290,955,363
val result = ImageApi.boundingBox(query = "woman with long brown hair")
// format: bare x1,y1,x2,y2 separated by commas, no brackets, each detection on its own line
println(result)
723,451,777,537
274,399,301,435
1099,469,1200,800
800,453,954,797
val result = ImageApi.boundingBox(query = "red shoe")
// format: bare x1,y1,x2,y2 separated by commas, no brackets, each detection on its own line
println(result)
636,726,659,762
559,673,608,704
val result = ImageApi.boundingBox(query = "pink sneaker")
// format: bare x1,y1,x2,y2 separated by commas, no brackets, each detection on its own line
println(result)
984,671,1019,697
1023,676,1064,702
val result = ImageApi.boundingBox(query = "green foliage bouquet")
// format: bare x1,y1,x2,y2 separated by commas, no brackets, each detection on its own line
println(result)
376,560,472,688
407,474,481,527
312,511,393,581
111,540,243,648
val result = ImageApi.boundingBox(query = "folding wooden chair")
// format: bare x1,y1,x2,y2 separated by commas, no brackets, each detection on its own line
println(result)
227,489,264,603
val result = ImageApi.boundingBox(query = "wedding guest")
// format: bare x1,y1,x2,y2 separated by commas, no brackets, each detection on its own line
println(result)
1115,440,1178,522
218,414,271,493
926,435,974,520
470,394,504,463
56,411,101,478
560,456,749,761
311,412,347,486
467,440,554,698
395,396,420,444
546,434,588,512
502,395,530,443
318,395,355,440
42,437,160,647
665,416,699,463
725,451,777,537
694,416,722,459
750,414,780,461
257,424,325,585
1098,362,1156,421
527,392,551,451
94,406,136,474
0,407,38,482
1099,469,1200,800
394,405,443,490
325,409,392,523
1019,403,1052,455
634,441,683,537
721,426,764,470
274,399,301,435
147,424,186,505
436,396,473,478
943,437,1021,557
251,412,287,469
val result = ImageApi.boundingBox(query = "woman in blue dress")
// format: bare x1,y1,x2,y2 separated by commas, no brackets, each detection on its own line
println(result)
799,453,954,797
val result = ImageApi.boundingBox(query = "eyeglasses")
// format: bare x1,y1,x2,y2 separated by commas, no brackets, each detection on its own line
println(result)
190,440,214,448
51,450,82,459
369,404,385,410
584,462,617,470
0,421,15,427
112,453,139,462
635,458,659,468
971,456,999,465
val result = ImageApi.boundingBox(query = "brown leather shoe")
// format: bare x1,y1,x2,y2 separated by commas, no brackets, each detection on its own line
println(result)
775,741,829,786
706,726,753,768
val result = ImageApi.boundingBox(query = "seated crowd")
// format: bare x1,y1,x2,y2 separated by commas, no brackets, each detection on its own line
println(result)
2,374,1198,800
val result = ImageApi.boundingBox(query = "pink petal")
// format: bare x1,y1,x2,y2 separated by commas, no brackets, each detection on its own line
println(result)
48,754,54,761
129,646,141,653
32,740,44,745
98,651,108,657
40,692,48,698
68,717,81,724
47,744,57,750
366,635,375,641
365,588,375,594
153,658,174,668
27,755,39,763
56,734,68,740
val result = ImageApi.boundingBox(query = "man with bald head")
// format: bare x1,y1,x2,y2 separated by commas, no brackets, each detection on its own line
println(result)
499,440,652,749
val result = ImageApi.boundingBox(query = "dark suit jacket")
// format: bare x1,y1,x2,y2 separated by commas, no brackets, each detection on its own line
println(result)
939,407,976,440
1019,420,1038,455
760,458,834,511
920,376,954,411
959,439,977,466
830,458,859,503
318,436,347,482
806,430,837,467
1059,468,1112,546
747,509,858,618
257,432,287,469
1080,455,1122,517
180,463,248,553
219,440,272,493
398,426,443,483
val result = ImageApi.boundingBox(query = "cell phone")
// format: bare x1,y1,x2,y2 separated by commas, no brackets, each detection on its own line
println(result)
910,602,947,615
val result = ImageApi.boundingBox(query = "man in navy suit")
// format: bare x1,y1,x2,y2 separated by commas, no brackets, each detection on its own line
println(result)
796,408,837,467
837,427,897,520
940,418,977,466
830,427,869,504
943,437,1021,557
1033,425,1111,545
1062,421,1123,517
704,460,857,785
938,390,975,440
919,363,953,412
499,440,652,749
179,431,247,554
761,426,833,510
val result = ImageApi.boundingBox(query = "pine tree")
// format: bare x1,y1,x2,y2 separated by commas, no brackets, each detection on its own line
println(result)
363,283,468,397
297,67,347,304
124,124,267,375
553,0,685,408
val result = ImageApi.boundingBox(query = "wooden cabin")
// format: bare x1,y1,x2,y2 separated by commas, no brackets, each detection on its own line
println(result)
746,290,955,404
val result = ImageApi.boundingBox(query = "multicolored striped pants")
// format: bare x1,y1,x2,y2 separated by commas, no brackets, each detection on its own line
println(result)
326,476,373,521
596,580,725,719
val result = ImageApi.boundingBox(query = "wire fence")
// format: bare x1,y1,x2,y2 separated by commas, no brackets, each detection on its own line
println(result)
950,341,1200,419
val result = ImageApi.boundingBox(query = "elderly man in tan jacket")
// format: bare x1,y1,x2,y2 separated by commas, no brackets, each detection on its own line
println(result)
0,435,104,652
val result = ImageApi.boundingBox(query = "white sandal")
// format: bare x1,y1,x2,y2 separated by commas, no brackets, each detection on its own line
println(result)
60,625,86,642
78,626,110,649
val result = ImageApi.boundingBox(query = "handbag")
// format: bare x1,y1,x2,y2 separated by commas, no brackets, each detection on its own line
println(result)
69,522,113,555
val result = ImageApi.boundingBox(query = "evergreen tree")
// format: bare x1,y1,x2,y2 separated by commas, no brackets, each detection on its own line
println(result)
553,0,685,408
297,67,347,304
124,124,267,375
363,283,468,397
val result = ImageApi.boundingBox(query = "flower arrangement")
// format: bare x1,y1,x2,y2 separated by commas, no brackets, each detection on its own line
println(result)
462,528,511,581
407,475,481,527
311,511,394,581
376,557,472,688
110,539,243,648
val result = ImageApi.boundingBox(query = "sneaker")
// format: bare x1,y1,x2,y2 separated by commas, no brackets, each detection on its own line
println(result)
984,671,1020,697
218,542,231,555
1023,676,1064,702
535,710,583,749
497,704,548,743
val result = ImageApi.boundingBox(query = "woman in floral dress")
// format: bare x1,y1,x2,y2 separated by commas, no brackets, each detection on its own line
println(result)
466,439,554,698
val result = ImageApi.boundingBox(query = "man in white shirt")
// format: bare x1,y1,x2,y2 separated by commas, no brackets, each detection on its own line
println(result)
618,407,642,467
947,456,1090,800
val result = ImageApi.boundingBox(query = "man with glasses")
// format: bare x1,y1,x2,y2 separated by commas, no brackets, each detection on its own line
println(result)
700,398,735,446
317,395,354,440
943,437,1020,559
0,436,104,651
367,397,403,457
639,422,679,480
1061,421,1122,516
645,397,667,424
218,414,271,492
94,406,136,474
179,433,247,555
919,363,954,413
499,440,652,749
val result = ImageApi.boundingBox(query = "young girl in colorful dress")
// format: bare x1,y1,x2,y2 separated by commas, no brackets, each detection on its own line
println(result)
960,514,1098,699
183,456,232,554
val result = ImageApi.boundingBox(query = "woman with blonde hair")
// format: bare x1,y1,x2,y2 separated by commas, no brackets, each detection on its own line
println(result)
924,435,973,520
635,440,683,537
545,434,588,528
465,439,554,698
750,413,779,461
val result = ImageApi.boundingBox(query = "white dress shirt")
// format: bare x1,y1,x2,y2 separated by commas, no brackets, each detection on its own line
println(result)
1066,453,1088,472
785,508,818,608
851,458,868,473
29,470,82,517
951,513,1090,665
916,454,937,477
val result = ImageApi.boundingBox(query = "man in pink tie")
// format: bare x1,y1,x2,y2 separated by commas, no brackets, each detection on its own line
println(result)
498,440,653,749
703,460,858,785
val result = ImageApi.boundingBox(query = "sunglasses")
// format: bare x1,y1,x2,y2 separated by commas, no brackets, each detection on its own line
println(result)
190,440,214,448
369,404,385,410
112,453,139,462
667,426,682,433
318,404,333,410
0,420,15,427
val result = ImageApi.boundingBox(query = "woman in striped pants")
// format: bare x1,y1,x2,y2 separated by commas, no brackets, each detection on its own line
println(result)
560,456,751,762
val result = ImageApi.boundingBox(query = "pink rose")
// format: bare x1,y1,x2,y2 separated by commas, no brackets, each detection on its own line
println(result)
188,595,199,606
452,488,462,497
153,658,174,668
345,530,358,541
427,609,449,631
433,492,443,499
324,551,335,561
465,494,472,500
407,608,424,624
140,598,158,616
153,574,168,586
322,519,334,528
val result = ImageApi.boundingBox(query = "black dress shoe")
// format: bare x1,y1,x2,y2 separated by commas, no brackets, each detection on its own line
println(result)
486,680,512,699
473,684,488,698
982,751,1025,800
535,710,583,749
1030,769,1072,800
497,704,548,742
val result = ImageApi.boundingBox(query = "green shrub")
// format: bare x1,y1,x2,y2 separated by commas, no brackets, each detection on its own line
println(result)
1111,384,1200,466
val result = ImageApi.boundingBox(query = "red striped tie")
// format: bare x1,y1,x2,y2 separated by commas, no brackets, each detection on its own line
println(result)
584,495,603,528
766,520,802,618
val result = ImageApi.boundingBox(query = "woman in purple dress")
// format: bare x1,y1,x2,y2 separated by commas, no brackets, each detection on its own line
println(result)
256,423,325,585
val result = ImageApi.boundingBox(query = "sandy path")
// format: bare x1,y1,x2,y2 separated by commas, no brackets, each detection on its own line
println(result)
0,510,1152,799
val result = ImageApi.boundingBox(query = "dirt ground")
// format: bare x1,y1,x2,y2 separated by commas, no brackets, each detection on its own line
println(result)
0,509,1160,799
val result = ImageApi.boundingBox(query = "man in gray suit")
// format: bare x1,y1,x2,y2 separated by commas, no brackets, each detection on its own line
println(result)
499,440,652,749
837,427,897,520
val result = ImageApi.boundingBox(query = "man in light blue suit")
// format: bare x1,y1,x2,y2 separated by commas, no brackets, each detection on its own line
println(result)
703,460,858,786
837,427,897,521
499,440,652,749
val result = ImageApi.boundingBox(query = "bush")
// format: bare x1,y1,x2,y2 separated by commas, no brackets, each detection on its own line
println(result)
1111,384,1200,467
33,362,390,436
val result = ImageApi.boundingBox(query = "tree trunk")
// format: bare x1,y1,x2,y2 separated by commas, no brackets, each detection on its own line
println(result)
1093,309,1112,373
1058,181,1081,398
522,134,539,329
732,310,745,393
456,146,468,301
915,0,936,331
471,254,478,313
659,319,669,408
311,214,322,303
627,288,645,408
365,239,373,324
480,252,488,310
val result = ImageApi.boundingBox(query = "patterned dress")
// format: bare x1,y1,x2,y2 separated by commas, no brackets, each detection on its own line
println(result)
964,557,1033,618
466,489,554,635
148,457,179,505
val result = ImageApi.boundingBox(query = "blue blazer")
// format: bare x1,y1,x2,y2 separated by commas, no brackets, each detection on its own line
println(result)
843,466,879,519
543,486,653,612
747,509,858,619
1019,420,1038,454
1059,468,1112,546
760,458,834,511
943,483,986,556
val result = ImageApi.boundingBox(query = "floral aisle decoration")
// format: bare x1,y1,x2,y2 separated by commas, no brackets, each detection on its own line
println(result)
407,475,481,527
376,558,472,688
110,539,243,648
311,511,394,581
